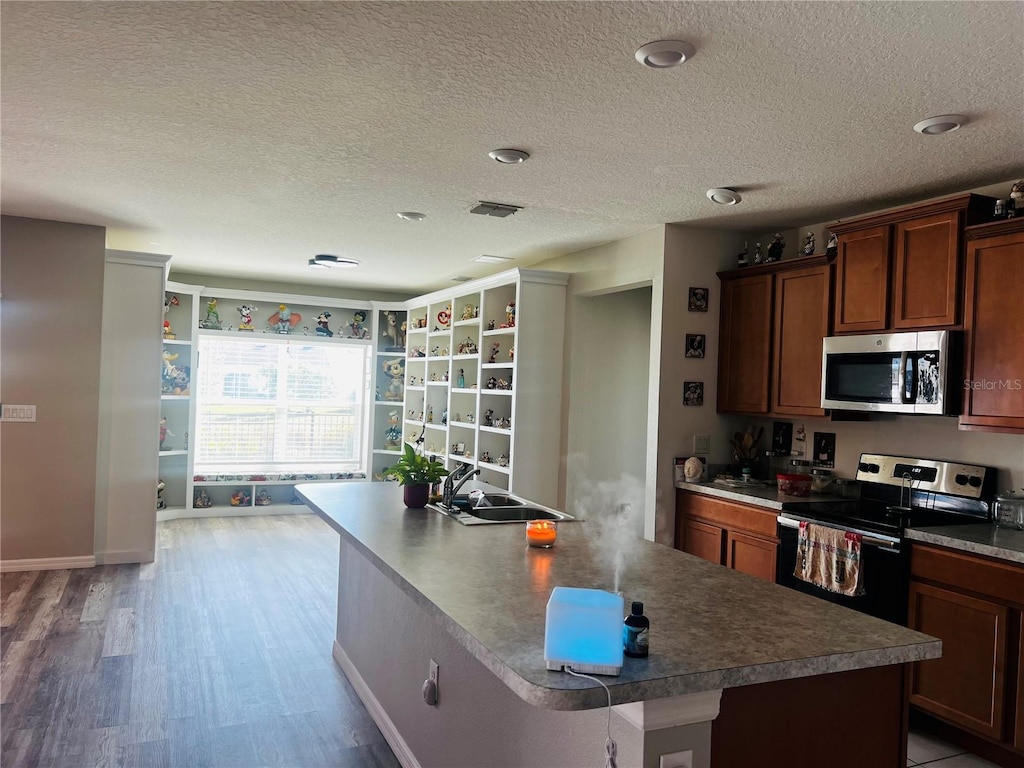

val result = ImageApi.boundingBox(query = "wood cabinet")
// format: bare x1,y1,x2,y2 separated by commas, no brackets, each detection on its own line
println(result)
718,256,831,416
908,581,1008,739
771,262,831,416
830,194,993,334
717,273,772,414
909,542,1024,758
676,491,779,583
833,225,891,333
960,219,1024,433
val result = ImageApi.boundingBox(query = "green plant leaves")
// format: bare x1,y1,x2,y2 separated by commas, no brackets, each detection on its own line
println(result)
383,443,451,486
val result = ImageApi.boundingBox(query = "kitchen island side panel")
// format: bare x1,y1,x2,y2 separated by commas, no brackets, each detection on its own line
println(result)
335,535,645,768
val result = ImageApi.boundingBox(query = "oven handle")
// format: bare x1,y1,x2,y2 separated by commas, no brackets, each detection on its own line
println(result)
776,515,901,552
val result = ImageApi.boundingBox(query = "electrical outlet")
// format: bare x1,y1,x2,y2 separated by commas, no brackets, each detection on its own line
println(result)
693,434,710,455
1,404,36,422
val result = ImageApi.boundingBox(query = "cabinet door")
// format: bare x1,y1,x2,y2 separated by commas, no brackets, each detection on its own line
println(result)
893,211,962,329
834,225,891,333
961,228,1024,431
908,581,1008,740
682,519,725,565
717,275,773,414
772,264,830,416
725,530,778,583
1015,611,1024,753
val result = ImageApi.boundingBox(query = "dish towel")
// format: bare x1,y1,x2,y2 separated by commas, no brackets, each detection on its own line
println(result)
794,521,865,597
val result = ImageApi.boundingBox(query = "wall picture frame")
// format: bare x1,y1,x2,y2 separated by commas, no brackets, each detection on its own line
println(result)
687,287,709,312
683,381,704,406
685,334,705,359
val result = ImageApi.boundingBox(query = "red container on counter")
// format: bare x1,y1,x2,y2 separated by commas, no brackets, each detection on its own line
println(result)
777,473,812,497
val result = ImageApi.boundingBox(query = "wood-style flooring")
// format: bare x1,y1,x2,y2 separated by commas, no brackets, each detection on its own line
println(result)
1,514,400,768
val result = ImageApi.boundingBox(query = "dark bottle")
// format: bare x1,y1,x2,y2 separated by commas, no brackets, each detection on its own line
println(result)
623,601,649,658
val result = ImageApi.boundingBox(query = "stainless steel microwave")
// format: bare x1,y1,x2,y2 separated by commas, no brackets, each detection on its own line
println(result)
820,331,962,415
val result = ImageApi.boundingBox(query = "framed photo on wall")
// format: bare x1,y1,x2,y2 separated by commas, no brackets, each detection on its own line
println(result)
685,334,705,358
687,287,708,312
683,381,704,406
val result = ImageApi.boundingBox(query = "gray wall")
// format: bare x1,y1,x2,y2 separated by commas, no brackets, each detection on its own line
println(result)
1,216,106,561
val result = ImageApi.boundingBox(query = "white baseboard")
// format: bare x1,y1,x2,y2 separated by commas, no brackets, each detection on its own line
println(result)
332,640,420,768
157,504,312,522
0,555,96,573
95,550,155,565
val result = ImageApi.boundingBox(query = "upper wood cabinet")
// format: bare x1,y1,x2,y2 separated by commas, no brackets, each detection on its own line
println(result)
772,262,831,416
833,225,891,333
718,273,773,414
961,219,1024,433
830,194,994,334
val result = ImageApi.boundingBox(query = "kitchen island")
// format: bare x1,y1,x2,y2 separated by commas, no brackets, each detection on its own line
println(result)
299,481,940,768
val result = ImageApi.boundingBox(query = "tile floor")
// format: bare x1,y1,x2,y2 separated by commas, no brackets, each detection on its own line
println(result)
908,730,1001,767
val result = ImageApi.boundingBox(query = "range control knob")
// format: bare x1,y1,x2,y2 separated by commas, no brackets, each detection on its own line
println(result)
968,476,983,488
954,473,969,485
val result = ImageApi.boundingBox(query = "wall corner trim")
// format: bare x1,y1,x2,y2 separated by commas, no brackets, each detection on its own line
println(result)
0,555,96,573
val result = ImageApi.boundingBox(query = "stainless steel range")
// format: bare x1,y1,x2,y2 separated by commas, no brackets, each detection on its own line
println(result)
775,453,998,625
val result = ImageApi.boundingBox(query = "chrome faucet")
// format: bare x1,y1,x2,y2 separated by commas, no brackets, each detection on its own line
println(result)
442,465,482,510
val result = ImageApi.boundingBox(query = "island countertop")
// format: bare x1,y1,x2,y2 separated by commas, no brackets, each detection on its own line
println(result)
298,481,940,711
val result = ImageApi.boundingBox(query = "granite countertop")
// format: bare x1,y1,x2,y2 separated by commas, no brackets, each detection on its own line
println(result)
298,481,939,711
906,524,1024,565
676,479,848,510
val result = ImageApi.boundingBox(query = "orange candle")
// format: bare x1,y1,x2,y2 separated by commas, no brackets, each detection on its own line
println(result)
526,520,557,548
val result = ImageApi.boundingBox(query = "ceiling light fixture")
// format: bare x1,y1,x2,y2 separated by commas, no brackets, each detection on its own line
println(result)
634,40,696,69
308,254,360,269
913,115,968,135
488,148,530,164
451,276,472,283
474,255,514,264
397,211,426,221
705,188,742,206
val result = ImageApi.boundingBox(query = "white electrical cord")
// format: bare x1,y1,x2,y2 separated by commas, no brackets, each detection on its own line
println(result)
565,666,617,768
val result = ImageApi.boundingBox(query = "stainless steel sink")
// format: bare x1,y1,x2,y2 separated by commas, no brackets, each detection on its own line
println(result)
428,495,575,525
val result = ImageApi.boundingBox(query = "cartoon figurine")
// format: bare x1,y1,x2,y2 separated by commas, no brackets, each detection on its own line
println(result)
1010,180,1024,215
509,346,515,362
488,343,500,363
156,479,166,510
487,320,495,331
230,489,251,506
503,302,516,328
752,243,764,264
766,233,785,263
441,409,448,426
163,295,179,338
309,311,332,337
269,304,299,333
193,488,213,508
802,232,815,256
159,417,174,450
437,304,452,328
384,411,402,447
826,232,838,259
427,406,434,423
458,369,465,388
382,311,403,348
200,298,222,330
480,451,492,464
382,358,405,400
237,304,257,331
461,305,477,321
497,453,509,467
255,490,273,506
484,409,494,427
486,376,497,389
163,320,175,339
346,310,370,338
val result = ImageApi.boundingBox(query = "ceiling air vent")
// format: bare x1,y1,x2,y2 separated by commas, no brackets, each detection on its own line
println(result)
470,201,523,218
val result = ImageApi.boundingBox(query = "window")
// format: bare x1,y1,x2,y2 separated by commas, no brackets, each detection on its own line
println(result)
194,334,371,473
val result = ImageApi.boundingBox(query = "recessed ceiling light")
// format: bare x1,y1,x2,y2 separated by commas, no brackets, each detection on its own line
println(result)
474,255,514,264
308,254,359,269
397,211,426,221
634,40,696,69
705,188,742,206
913,115,968,135
488,148,530,164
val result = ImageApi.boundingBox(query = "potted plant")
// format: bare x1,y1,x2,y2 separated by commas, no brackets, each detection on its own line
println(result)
384,443,450,508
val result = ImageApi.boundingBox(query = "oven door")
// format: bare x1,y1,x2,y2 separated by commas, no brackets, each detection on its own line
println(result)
775,515,909,625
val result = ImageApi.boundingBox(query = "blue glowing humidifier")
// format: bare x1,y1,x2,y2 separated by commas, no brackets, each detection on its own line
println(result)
544,587,624,676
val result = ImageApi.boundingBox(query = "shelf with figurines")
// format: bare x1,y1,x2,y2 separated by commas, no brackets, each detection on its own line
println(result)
478,458,511,475
195,297,377,343
452,301,481,327
480,374,512,392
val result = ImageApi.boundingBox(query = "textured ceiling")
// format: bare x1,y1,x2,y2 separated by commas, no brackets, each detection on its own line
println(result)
2,1,1022,293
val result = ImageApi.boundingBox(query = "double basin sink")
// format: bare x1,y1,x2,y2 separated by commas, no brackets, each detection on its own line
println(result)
427,492,576,525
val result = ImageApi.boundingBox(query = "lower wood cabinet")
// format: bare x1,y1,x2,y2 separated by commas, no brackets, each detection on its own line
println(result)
909,542,1024,758
676,491,779,583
